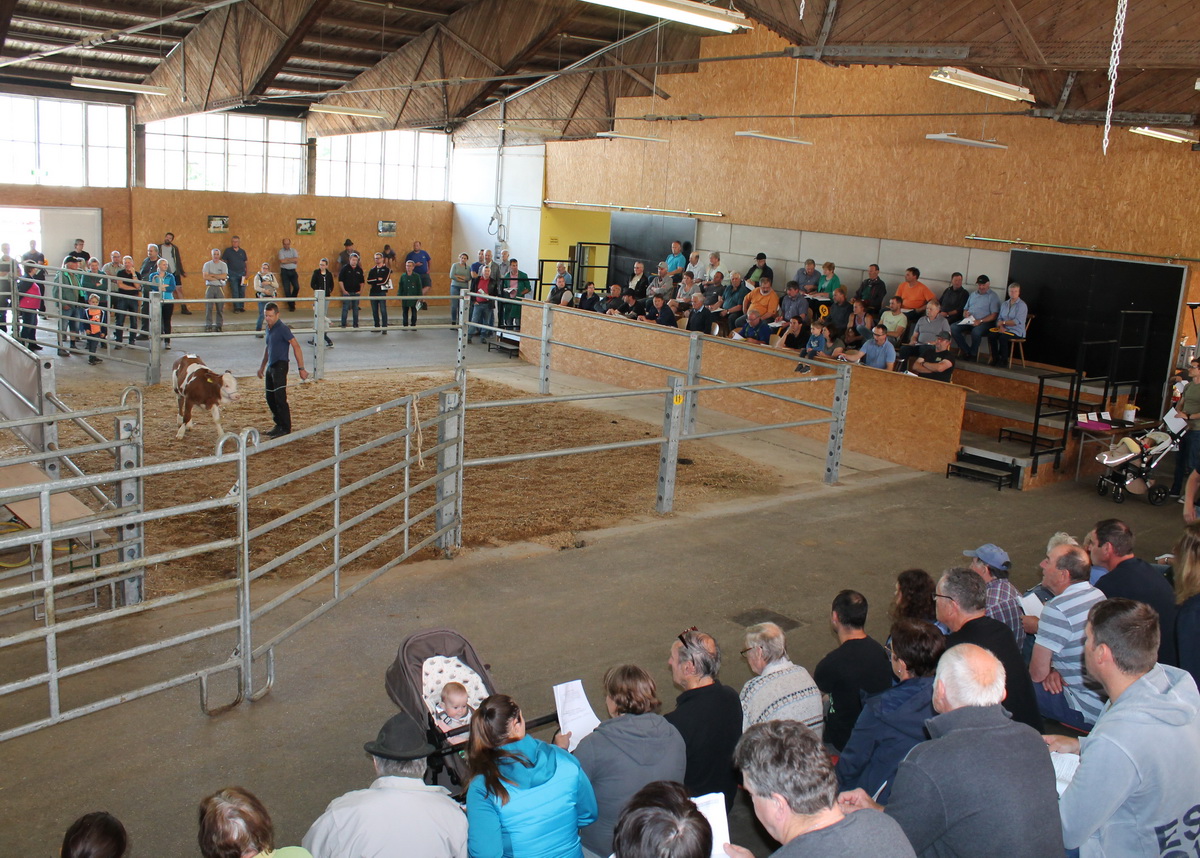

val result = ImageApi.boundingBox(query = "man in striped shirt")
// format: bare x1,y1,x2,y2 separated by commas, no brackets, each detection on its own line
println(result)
1029,543,1106,729
739,621,823,732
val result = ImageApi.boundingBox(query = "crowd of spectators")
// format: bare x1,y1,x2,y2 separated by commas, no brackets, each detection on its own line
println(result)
55,514,1199,858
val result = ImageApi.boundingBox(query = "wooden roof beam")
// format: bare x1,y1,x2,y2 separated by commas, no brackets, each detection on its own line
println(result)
601,54,669,99
10,15,186,42
991,0,1047,65
247,0,335,98
0,0,20,53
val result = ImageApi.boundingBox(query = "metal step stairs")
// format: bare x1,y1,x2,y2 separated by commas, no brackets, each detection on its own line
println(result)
946,450,1020,491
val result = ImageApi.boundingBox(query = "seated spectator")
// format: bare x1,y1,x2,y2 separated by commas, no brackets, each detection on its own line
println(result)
736,276,780,328
685,251,705,282
435,681,473,744
557,289,574,308
612,781,712,858
794,258,820,295
602,283,624,314
555,665,686,856
1028,543,1106,731
1174,522,1200,687
838,644,1064,857
815,261,841,297
647,262,673,300
726,721,917,858
1048,598,1200,856
963,543,1025,648
845,298,873,348
745,252,773,285
735,308,772,345
577,282,601,312
909,333,956,381
62,811,127,858
628,262,650,299
465,694,597,858
548,274,571,306
814,590,894,751
613,289,644,319
664,627,743,808
985,281,1028,366
894,267,934,341
778,280,809,326
938,567,1042,729
879,296,907,344
856,264,887,316
640,294,677,328
303,712,467,858
938,272,968,324
738,621,823,730
775,314,807,352
716,272,749,335
684,292,714,333
672,271,702,311
837,324,896,370
890,568,945,633
836,618,946,803
897,300,950,368
794,317,829,373
950,275,1000,361
554,261,573,288
702,269,725,301
199,787,313,858
1089,518,1178,665
825,287,851,337
703,251,725,284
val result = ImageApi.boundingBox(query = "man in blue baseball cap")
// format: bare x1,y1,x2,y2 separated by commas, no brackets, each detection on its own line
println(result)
963,543,1025,649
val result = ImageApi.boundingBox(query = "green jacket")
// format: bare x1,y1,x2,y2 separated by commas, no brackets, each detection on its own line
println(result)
54,269,85,302
398,272,424,296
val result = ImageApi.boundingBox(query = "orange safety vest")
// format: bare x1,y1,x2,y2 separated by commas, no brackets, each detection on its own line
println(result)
87,306,103,335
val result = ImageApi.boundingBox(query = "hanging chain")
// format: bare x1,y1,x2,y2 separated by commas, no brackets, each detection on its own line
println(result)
1103,0,1129,155
799,0,806,22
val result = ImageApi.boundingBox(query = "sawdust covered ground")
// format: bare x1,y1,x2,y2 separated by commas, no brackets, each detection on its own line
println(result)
38,370,777,596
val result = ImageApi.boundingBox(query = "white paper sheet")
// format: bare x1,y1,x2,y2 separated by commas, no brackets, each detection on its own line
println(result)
731,331,745,340
693,792,731,857
1021,592,1045,619
1050,751,1080,796
552,679,600,752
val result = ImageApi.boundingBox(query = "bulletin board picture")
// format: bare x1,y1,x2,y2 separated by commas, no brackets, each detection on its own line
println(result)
207,216,229,233
377,220,397,237
296,218,317,235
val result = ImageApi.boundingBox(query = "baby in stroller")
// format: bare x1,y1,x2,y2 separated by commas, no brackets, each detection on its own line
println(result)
434,681,473,745
1095,420,1181,505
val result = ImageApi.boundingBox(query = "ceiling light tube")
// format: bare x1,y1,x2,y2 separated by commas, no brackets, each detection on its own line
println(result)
925,132,1008,149
578,0,749,33
735,130,812,145
499,124,560,135
929,67,1035,103
544,199,724,217
309,103,389,120
597,131,666,142
1130,126,1198,144
71,76,170,96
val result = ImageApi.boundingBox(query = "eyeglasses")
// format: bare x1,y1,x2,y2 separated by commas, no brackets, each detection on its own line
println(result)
884,643,896,659
677,626,698,647
740,645,759,657
934,593,954,601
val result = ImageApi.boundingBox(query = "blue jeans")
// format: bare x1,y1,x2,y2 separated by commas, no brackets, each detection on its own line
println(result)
951,322,987,357
340,297,360,327
1172,429,1200,494
256,300,268,331
230,275,245,311
1034,682,1091,731
469,301,491,340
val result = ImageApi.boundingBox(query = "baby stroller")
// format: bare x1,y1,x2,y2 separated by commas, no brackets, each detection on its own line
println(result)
385,628,494,794
1094,420,1183,505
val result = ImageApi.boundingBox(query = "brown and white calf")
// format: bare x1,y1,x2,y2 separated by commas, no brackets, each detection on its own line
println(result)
172,354,240,439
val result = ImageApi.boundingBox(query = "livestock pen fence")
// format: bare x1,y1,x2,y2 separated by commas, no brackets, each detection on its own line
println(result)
0,292,848,742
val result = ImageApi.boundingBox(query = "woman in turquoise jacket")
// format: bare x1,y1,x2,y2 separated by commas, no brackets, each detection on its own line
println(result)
466,694,598,858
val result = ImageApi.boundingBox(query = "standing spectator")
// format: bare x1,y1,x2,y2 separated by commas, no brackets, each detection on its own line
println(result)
398,259,423,328
222,235,248,313
381,243,397,266
202,248,228,333
113,256,141,347
160,231,190,315
406,240,432,293
257,303,308,438
338,253,364,329
337,238,356,270
367,251,392,333
1172,358,1200,496
81,258,108,342
0,242,14,335
468,263,494,344
835,618,945,803
307,258,335,348
149,257,180,348
813,590,894,751
555,665,686,857
21,238,45,269
739,621,823,731
54,256,86,355
17,263,42,349
277,237,300,312
83,294,105,365
253,263,278,334
501,259,531,329
61,811,127,858
449,252,471,325
65,237,90,264
1174,522,1200,687
664,627,743,809
135,242,162,339
199,787,312,858
963,543,1025,649
986,281,1028,366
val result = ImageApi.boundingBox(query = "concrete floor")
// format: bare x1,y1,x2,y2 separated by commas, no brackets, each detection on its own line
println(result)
1,322,1191,857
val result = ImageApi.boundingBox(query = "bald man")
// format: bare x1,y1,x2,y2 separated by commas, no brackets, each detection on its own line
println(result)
839,644,1063,858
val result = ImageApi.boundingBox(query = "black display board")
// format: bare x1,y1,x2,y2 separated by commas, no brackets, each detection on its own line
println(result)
608,212,696,289
1007,249,1185,415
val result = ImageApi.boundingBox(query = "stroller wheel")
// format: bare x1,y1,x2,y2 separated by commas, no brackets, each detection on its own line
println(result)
1096,477,1108,497
1112,485,1126,503
1148,484,1170,506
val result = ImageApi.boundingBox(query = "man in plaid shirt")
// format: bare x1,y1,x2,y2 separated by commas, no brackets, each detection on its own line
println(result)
964,543,1026,650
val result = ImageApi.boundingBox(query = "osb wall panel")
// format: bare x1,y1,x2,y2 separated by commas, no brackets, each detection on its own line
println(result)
544,26,1198,301
954,367,1105,407
0,184,133,259
520,305,966,473
131,189,453,297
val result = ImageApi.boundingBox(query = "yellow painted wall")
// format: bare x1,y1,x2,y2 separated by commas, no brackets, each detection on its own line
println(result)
537,206,612,290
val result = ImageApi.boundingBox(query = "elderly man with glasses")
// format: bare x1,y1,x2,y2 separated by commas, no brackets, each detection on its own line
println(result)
738,622,823,732
664,627,743,810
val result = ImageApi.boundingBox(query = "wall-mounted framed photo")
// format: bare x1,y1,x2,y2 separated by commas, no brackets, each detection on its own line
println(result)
207,215,229,233
377,220,397,237
296,218,317,235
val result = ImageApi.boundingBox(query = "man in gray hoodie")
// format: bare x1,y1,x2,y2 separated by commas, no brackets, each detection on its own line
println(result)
1047,598,1200,857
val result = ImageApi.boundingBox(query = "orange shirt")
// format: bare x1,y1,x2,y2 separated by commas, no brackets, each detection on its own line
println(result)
896,280,934,310
743,287,780,319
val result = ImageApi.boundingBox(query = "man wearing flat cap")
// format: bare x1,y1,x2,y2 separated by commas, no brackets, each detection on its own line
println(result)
303,712,467,858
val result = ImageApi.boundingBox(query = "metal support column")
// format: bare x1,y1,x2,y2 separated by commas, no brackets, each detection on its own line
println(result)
685,333,702,434
235,431,253,698
38,356,60,480
824,363,851,484
115,414,144,606
313,289,328,380
657,376,685,514
539,307,554,395
435,390,463,551
146,292,162,386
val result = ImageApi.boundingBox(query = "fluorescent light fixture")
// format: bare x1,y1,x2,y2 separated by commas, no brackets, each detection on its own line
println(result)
71,75,170,96
544,199,724,217
597,131,666,142
735,130,812,145
925,132,1008,150
1130,126,1198,144
499,123,559,135
309,103,389,120
929,67,1035,103
578,0,749,33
